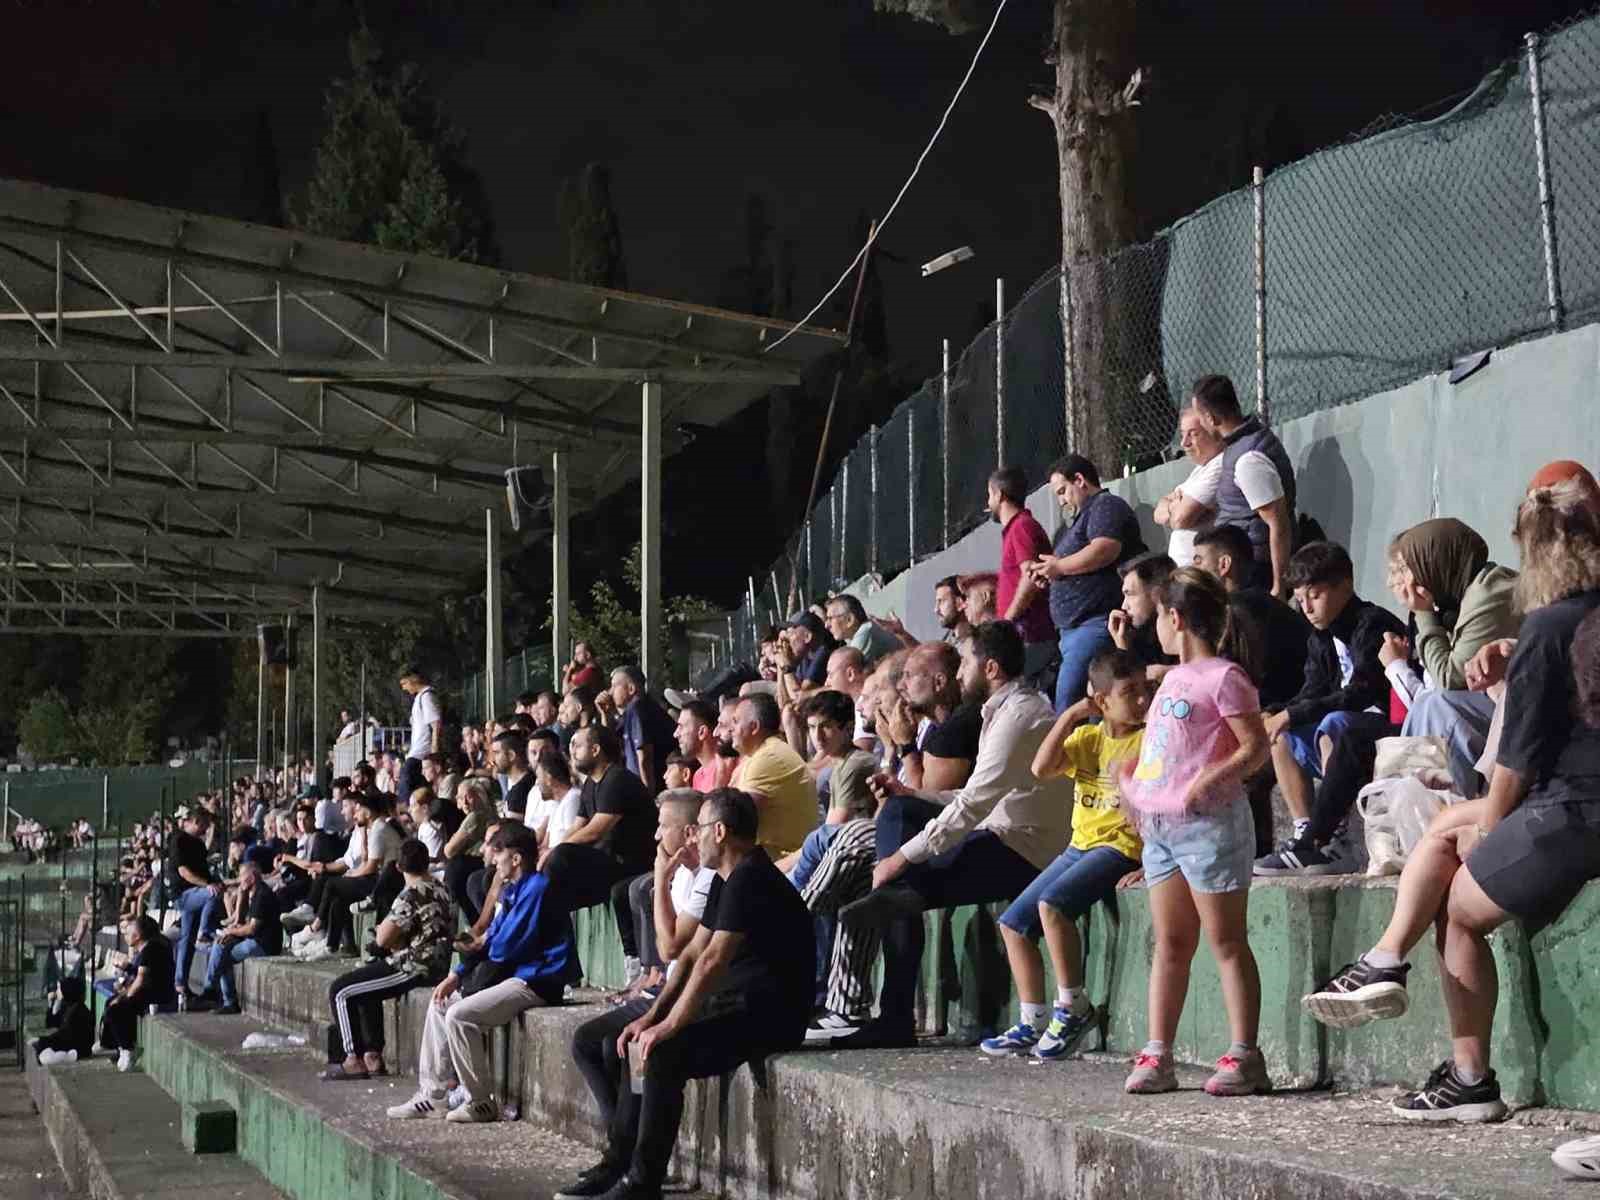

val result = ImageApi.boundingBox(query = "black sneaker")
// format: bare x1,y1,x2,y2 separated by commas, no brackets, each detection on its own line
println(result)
591,1177,661,1200
1391,1060,1508,1123
828,1020,916,1051
1253,840,1350,877
1301,957,1410,1028
553,1168,623,1200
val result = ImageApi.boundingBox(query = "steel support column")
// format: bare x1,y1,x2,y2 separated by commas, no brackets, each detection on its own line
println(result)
551,449,570,679
282,611,295,786
485,506,505,719
254,631,266,781
640,380,663,686
311,583,323,788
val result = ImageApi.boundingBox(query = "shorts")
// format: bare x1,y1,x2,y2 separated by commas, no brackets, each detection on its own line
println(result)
1468,794,1600,935
1281,711,1361,780
997,844,1139,938
1140,799,1255,894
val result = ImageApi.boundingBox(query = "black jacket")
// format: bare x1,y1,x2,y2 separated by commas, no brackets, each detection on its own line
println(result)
1230,588,1313,710
1282,595,1406,727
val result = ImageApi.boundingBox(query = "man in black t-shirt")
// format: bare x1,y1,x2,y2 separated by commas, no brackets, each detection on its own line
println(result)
202,856,282,1013
170,809,221,1003
544,724,657,975
492,729,536,820
554,789,813,1200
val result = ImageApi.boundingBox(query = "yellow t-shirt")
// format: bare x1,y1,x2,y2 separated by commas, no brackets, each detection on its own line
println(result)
1061,723,1143,861
734,738,819,856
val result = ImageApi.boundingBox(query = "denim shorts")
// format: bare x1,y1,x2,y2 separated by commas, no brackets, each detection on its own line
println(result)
997,844,1139,938
1281,711,1360,780
1140,799,1256,894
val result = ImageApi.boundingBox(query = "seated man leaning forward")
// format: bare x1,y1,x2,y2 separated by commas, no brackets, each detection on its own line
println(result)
388,823,579,1123
553,789,814,1200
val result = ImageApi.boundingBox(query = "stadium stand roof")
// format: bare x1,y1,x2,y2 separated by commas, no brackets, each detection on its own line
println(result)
0,178,844,637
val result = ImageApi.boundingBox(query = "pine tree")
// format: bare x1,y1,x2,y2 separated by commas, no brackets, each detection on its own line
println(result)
294,25,497,263
558,163,628,289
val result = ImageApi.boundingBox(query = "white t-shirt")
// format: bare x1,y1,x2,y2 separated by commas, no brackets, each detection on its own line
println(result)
314,797,345,834
545,787,584,848
408,687,442,759
416,819,445,859
340,825,367,872
664,867,717,980
363,820,401,869
1234,450,1286,511
1167,456,1225,565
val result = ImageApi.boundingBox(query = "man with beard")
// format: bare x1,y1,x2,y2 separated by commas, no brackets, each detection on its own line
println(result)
830,622,1071,1049
673,700,721,792
935,575,971,645
897,641,980,792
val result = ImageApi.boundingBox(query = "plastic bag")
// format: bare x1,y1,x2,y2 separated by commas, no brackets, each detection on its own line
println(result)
242,1032,307,1050
1357,775,1448,876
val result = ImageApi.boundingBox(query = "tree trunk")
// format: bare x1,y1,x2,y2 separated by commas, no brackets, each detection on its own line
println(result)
1039,0,1140,476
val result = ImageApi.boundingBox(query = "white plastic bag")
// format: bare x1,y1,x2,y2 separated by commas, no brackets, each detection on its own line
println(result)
242,1032,306,1050
1357,775,1448,876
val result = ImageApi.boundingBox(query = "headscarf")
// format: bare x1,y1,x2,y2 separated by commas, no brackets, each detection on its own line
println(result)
1393,518,1489,628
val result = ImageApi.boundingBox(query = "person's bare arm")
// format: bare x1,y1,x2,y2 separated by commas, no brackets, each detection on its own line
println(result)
559,811,620,848
1258,497,1293,598
920,754,973,792
1036,536,1122,580
1167,494,1214,531
1031,699,1094,779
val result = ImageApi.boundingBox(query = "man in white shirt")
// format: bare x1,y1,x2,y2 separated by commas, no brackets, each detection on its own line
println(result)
400,667,443,804
1187,374,1297,597
831,621,1071,1049
1155,406,1226,565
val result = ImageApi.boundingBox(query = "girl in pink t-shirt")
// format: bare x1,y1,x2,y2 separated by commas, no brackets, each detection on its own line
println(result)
1120,568,1270,1098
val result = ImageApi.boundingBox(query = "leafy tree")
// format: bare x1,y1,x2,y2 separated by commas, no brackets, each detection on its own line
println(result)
294,25,497,263
559,543,718,684
559,163,629,288
17,690,76,764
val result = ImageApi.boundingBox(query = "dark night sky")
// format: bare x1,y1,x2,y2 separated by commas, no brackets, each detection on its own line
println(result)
0,0,1587,612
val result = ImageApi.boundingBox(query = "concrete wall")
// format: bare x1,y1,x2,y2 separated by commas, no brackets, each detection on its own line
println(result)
853,321,1600,632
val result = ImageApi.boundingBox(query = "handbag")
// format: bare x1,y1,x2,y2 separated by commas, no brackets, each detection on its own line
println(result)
459,957,512,997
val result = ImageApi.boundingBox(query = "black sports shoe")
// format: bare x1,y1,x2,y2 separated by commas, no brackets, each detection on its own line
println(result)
553,1164,623,1200
1391,1060,1507,1123
829,1020,916,1051
1301,957,1410,1028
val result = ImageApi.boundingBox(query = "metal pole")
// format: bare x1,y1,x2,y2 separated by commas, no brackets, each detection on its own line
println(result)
840,455,850,582
908,405,917,559
1253,165,1269,425
485,507,506,717
2,780,8,843
941,338,951,547
359,661,368,763
102,772,108,831
254,636,266,782
770,569,783,621
995,277,1005,468
312,584,323,791
803,520,813,607
1526,32,1564,331
746,576,759,645
640,381,664,686
869,424,880,576
283,612,296,789
551,448,571,677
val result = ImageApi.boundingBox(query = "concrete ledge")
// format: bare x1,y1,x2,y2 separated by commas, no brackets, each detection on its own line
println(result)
137,1000,1574,1200
24,1044,283,1199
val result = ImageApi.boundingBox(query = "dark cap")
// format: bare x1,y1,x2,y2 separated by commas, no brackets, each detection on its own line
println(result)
786,611,826,640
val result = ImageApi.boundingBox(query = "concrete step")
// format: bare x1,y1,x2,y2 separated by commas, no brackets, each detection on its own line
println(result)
24,1047,285,1200
139,1013,679,1200
187,963,1588,1200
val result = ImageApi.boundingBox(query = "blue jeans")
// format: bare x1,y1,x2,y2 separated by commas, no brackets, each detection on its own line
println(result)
998,845,1139,937
204,937,265,1007
173,885,222,994
1402,689,1496,799
1282,710,1361,781
1054,618,1114,713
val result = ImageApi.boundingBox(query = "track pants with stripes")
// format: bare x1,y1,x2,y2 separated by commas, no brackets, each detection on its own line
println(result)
325,960,427,1061
801,819,879,1023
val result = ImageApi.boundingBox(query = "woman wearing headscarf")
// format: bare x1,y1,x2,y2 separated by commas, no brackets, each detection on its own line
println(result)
1381,519,1519,796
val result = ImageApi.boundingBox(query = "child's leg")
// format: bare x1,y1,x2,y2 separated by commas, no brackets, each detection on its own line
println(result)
1269,735,1314,823
995,849,1080,1008
998,925,1046,1006
1039,907,1083,991
1146,873,1202,1045
1038,847,1138,995
1193,888,1260,1046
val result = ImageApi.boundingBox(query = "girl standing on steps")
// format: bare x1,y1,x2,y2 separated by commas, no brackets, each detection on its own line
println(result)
1119,568,1271,1097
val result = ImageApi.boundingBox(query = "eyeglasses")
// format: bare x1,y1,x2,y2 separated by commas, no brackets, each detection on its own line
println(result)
692,819,723,833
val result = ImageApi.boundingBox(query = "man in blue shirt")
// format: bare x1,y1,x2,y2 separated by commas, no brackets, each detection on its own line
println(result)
387,824,578,1123
1024,454,1145,712
610,665,677,793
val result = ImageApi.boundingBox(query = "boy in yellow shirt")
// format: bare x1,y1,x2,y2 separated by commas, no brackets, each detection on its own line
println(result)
981,648,1150,1060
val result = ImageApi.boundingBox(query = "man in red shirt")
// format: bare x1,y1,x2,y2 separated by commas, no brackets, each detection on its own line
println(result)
988,466,1055,684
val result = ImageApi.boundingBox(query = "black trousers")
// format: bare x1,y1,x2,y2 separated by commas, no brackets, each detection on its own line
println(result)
371,864,404,921
444,855,483,924
1307,712,1399,846
399,757,426,805
585,1006,791,1188
325,959,425,1060
99,997,174,1051
545,844,643,959
320,874,377,953
571,997,652,1131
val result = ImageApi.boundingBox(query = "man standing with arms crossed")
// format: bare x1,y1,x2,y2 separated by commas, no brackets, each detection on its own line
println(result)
400,667,443,806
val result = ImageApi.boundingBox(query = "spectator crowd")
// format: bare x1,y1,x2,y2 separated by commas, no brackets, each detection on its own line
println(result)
46,372,1600,1193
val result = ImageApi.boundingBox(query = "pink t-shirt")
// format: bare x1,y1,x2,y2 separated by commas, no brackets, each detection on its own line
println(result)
998,509,1053,644
1124,657,1260,816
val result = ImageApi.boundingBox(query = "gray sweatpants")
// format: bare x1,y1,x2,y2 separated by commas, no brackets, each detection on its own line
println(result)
417,978,547,1102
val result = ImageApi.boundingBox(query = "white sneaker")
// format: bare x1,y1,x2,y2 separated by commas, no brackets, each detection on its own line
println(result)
623,956,643,988
291,926,318,948
445,1099,499,1124
351,897,374,914
804,1011,863,1043
445,1085,470,1111
288,903,315,922
37,1049,60,1066
386,1091,448,1120
1553,1134,1600,1180
116,1050,133,1073
299,941,333,963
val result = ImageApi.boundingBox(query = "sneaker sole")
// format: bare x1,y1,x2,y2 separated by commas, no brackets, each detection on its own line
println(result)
1391,1098,1507,1123
1031,1016,1097,1061
1204,1075,1273,1097
804,1026,862,1044
386,1108,444,1120
1124,1075,1178,1094
1301,982,1408,1029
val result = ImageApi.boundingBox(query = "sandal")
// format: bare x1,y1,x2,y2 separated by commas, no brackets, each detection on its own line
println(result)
320,1063,369,1081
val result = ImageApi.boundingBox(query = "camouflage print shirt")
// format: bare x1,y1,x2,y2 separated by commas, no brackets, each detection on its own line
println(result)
384,878,454,980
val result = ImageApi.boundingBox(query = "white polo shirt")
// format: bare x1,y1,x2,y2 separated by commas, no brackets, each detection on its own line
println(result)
407,686,442,759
